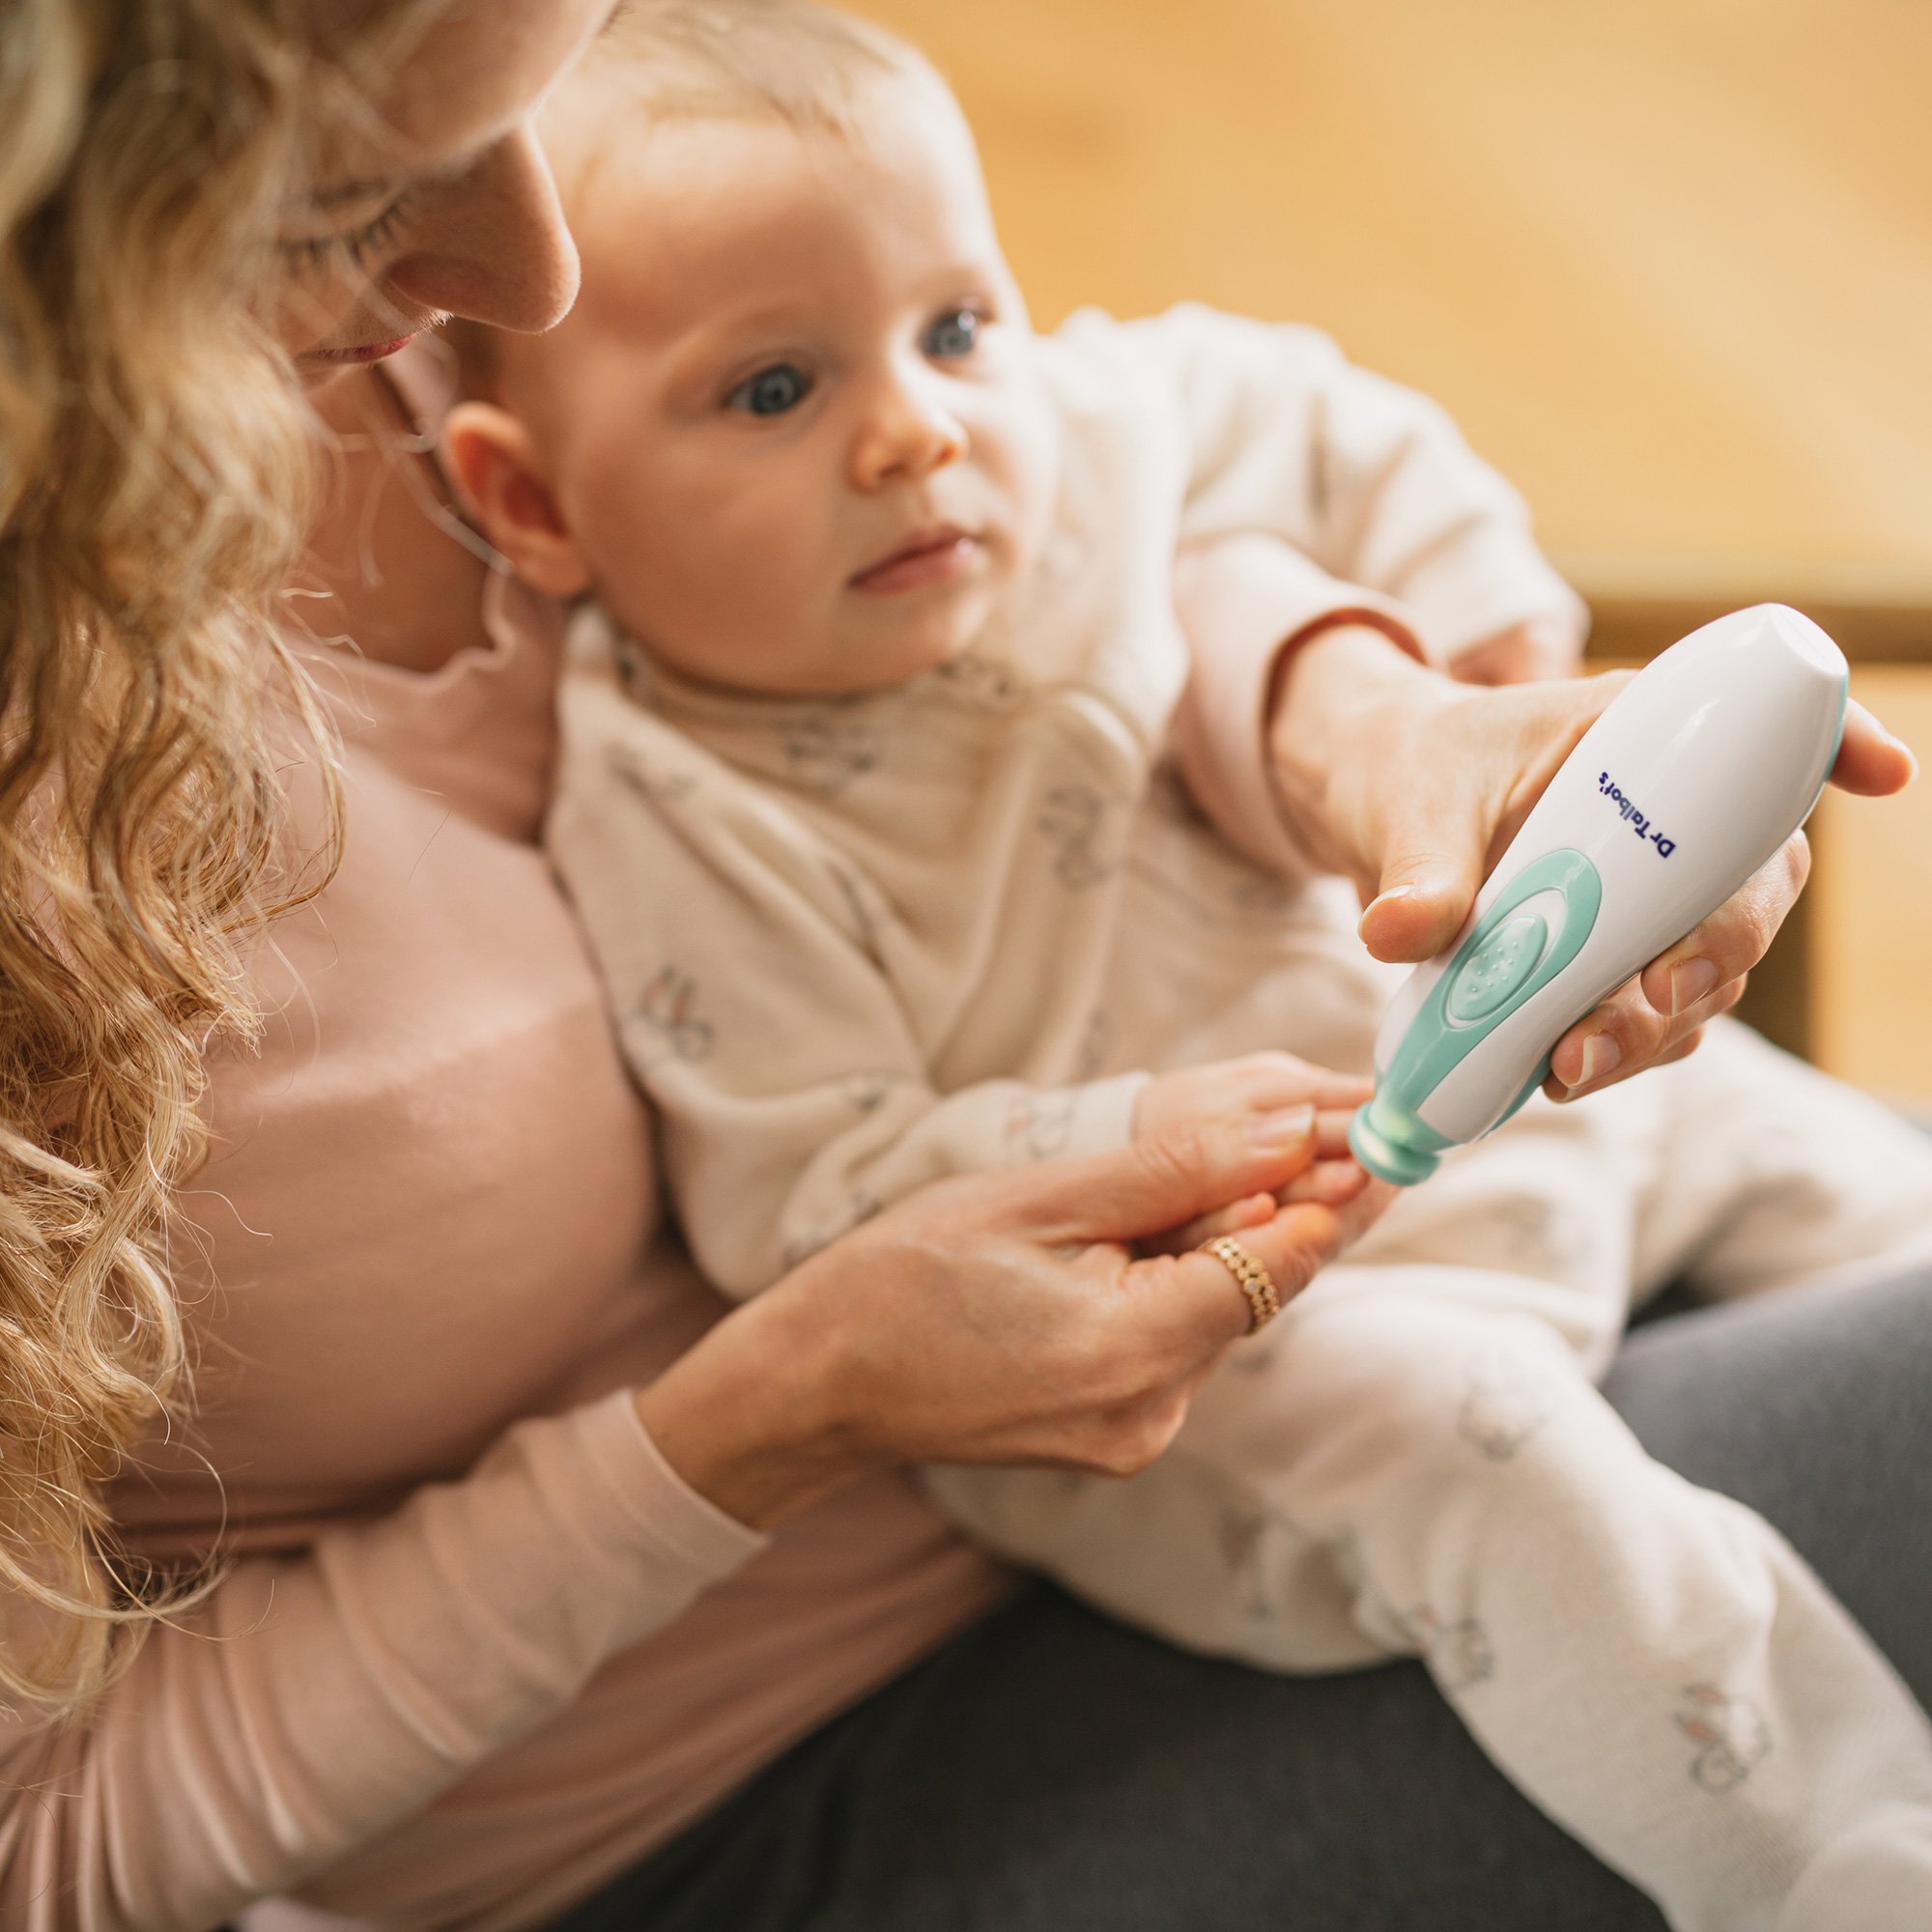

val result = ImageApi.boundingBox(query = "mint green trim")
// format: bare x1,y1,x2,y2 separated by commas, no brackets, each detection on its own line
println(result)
1351,848,1604,1186
1384,848,1603,1106
1357,1050,1549,1183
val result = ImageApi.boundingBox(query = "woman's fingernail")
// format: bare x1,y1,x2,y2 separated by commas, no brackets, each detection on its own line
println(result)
1668,958,1719,1015
1246,1104,1316,1148
1356,884,1416,939
1574,1034,1621,1088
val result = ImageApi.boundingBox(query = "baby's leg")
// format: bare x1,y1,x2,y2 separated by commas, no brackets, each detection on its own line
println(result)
1340,1070,1662,1375
1621,1018,1932,1303
929,1276,1932,1931
1342,1016,1932,1315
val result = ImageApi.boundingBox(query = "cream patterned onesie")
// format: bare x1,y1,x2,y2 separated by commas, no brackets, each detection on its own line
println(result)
551,307,1932,1931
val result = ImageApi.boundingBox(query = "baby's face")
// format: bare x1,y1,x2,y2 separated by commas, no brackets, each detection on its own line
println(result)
524,84,1058,696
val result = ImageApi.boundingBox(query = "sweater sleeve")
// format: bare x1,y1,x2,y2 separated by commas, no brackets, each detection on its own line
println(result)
1103,302,1587,659
547,671,1149,1302
1078,303,1587,877
1168,538,1429,879
0,1391,765,1932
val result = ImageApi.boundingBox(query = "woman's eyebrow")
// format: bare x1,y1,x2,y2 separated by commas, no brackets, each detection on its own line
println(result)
305,138,480,213
309,175,400,211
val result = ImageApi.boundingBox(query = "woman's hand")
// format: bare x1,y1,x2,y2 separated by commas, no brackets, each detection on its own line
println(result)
1268,621,1918,1101
635,1117,1358,1531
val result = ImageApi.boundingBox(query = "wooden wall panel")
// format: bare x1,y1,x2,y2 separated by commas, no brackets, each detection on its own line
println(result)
1811,672,1932,1106
860,0,1932,605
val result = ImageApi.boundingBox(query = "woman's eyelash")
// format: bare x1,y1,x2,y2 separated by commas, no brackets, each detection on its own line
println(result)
280,191,416,277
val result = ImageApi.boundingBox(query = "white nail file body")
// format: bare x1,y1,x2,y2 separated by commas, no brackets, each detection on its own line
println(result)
1349,604,1849,1186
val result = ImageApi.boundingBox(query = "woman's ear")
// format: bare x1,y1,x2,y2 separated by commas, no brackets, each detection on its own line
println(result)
441,401,592,598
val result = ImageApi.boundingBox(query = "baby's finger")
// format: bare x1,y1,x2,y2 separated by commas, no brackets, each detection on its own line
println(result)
1314,1106,1360,1160
1227,1054,1373,1116
1330,1175,1398,1246
1281,1158,1369,1208
1255,1066,1373,1115
1315,1073,1376,1110
1145,1190,1278,1258
1009,1116,1317,1249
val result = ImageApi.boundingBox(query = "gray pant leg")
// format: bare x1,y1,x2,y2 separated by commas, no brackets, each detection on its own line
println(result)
554,1266,1930,1932
1603,1269,1932,1697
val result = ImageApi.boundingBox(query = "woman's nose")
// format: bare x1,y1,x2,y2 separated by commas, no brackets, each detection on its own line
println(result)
850,370,967,490
385,125,581,334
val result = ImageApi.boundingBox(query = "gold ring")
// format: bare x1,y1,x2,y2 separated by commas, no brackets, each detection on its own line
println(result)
1200,1235,1283,1334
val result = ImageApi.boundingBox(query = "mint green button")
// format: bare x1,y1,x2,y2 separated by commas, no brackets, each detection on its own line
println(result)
1444,911,1548,1025
1353,848,1603,1186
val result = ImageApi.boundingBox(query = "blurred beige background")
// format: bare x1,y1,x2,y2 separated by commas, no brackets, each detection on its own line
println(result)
862,0,1932,1102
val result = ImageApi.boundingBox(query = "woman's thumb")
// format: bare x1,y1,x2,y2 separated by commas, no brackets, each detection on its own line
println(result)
1355,795,1488,963
1356,674,1617,965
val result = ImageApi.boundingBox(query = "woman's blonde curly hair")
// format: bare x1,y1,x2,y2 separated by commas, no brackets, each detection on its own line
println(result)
0,0,426,1716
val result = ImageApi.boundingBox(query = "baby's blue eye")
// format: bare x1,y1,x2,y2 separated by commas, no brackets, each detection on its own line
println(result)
923,308,981,360
728,363,813,416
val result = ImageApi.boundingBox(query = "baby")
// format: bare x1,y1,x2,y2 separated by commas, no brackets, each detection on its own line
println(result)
440,5,1932,1925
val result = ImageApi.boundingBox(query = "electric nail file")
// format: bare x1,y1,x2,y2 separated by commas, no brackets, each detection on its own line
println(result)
1348,604,1849,1187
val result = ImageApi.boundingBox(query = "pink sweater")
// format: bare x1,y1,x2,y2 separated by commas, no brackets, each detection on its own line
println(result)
0,576,1019,1932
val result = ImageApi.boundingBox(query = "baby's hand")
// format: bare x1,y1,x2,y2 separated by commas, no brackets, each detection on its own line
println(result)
1133,1052,1381,1244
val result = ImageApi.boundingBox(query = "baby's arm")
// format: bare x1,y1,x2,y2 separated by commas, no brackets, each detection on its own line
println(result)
1099,303,1586,669
1084,306,1585,873
552,670,1154,1299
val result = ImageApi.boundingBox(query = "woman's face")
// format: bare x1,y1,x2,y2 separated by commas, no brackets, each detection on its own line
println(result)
275,0,612,385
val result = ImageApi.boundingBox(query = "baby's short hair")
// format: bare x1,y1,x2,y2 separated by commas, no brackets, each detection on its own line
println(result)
582,0,937,136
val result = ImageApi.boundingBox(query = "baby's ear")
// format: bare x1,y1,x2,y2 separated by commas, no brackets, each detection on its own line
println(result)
441,401,591,599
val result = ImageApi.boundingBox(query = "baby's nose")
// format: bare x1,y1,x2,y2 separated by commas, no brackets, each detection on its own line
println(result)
852,381,966,488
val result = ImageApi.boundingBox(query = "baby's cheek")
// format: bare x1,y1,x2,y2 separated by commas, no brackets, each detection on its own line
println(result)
640,496,839,689
582,459,740,620
984,404,1061,572
567,437,667,608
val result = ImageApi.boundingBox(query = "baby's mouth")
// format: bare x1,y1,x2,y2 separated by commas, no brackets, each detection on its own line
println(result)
850,526,980,595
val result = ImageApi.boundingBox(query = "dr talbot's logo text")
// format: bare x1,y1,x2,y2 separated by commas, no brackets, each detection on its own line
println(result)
1598,772,1677,857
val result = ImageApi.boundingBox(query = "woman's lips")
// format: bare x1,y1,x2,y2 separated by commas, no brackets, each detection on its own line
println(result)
850,528,980,595
304,331,421,366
